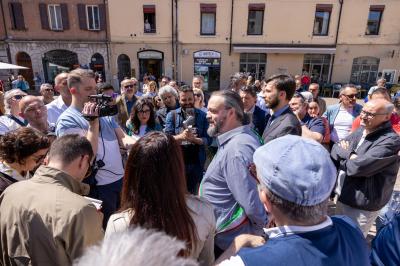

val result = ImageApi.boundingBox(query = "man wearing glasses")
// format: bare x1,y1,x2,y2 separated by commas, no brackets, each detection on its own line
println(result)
39,83,55,105
0,89,27,135
115,78,139,131
322,84,362,146
331,99,400,237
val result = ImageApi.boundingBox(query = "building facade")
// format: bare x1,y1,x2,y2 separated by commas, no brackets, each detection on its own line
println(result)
1,0,110,87
108,0,400,92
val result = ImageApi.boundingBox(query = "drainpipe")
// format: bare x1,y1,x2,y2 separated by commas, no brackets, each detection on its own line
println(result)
171,0,175,80
175,0,178,81
103,0,111,81
329,0,343,83
229,0,234,55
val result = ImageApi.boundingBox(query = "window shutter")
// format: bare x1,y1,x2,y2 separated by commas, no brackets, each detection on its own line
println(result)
60,4,69,30
13,2,25,30
200,4,216,12
248,3,265,11
9,2,25,30
77,4,87,30
370,5,385,12
316,4,333,12
8,3,16,29
39,3,50,30
99,4,106,31
143,5,155,13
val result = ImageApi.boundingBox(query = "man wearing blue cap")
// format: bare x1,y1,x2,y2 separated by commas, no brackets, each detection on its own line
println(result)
216,135,369,266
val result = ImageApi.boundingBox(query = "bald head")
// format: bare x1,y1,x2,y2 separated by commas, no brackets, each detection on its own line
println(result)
19,96,42,114
361,99,393,132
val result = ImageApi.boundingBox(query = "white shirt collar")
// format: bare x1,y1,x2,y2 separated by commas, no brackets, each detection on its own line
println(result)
264,216,333,239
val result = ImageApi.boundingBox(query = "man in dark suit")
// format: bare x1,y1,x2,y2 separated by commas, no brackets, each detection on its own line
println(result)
239,85,267,136
261,74,302,144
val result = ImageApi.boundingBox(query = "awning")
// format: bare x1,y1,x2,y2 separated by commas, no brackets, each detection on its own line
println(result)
233,44,336,54
0,62,29,70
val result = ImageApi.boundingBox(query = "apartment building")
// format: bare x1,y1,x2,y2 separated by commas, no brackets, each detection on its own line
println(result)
108,0,400,91
1,0,110,86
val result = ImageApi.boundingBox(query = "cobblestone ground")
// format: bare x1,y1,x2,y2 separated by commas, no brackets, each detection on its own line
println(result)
323,97,399,244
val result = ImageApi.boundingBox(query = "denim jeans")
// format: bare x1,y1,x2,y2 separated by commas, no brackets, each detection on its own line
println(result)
95,178,123,228
375,191,400,232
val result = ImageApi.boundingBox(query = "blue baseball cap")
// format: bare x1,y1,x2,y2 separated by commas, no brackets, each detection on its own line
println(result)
253,135,337,206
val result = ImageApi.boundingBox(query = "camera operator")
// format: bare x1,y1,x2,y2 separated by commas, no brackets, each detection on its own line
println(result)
55,69,137,227
164,86,210,194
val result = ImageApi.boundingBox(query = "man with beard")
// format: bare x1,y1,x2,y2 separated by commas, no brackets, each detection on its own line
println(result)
115,79,139,131
199,90,267,255
164,86,210,193
261,74,302,144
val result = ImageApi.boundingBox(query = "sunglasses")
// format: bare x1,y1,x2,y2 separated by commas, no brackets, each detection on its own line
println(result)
194,94,202,97
343,94,357,99
13,95,26,100
44,88,54,92
124,84,136,88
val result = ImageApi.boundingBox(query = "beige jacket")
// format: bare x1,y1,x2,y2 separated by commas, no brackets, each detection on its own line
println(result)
0,166,104,266
105,194,216,266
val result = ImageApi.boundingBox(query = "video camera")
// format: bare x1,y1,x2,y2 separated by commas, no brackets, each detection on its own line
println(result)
83,94,118,120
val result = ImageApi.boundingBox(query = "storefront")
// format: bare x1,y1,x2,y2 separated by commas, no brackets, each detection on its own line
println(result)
302,54,332,84
138,50,163,81
193,50,221,91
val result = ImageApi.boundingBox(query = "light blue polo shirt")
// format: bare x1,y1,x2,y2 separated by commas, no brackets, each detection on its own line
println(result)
55,106,124,186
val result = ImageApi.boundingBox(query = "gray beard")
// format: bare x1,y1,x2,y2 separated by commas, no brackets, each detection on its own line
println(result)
207,118,224,137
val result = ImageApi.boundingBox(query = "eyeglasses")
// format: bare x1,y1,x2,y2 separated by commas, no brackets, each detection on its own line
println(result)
194,93,202,97
44,88,54,92
360,110,389,119
139,109,151,114
343,94,357,99
13,95,26,100
124,84,136,88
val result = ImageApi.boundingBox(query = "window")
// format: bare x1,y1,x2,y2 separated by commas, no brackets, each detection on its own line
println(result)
8,2,25,30
48,5,63,30
239,53,266,80
200,4,216,35
86,5,100,30
313,4,332,36
143,5,156,33
303,54,332,83
247,4,264,35
366,5,384,35
350,57,380,85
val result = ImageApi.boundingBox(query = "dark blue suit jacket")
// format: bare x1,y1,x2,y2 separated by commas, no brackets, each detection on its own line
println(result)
252,105,266,136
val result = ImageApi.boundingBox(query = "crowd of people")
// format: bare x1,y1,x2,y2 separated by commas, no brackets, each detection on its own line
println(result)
0,69,399,266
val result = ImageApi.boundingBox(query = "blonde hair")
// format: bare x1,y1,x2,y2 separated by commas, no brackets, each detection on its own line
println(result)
193,88,205,108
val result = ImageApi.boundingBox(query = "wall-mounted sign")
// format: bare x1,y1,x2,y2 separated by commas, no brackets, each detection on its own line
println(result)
194,50,221,59
138,50,163,59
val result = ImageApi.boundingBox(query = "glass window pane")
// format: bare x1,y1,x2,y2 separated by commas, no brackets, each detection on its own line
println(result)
88,7,94,29
240,53,247,62
201,13,215,34
55,6,62,30
94,6,100,29
239,64,247,73
366,11,381,35
247,10,263,35
313,11,330,35
49,6,56,29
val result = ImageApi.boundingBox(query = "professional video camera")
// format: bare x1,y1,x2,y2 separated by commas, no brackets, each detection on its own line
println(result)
83,94,118,120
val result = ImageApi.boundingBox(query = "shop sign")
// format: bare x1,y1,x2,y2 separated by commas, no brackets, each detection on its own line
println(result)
138,51,163,59
194,58,220,66
194,50,221,59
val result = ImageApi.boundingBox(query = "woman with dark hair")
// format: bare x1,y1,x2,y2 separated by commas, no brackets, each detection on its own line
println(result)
0,127,50,193
126,98,161,137
105,132,215,265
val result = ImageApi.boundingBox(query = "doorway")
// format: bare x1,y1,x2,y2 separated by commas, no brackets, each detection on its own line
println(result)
16,52,34,88
137,50,164,82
